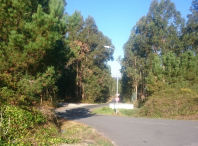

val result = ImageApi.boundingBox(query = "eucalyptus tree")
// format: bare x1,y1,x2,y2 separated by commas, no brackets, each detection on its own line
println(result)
183,0,198,54
122,33,141,100
138,0,184,55
121,0,184,100
78,16,114,102
58,12,114,102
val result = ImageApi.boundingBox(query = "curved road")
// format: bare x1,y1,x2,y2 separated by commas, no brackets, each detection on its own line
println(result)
55,102,198,146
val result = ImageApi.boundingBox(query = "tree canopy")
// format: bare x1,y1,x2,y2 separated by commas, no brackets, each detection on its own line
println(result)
0,0,116,144
121,0,198,102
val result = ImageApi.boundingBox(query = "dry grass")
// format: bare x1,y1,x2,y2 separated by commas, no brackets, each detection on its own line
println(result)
36,104,114,145
37,104,60,124
59,119,114,146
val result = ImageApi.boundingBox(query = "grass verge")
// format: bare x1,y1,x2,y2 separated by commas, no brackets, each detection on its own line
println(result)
92,106,139,117
0,104,114,146
92,88,198,121
59,119,114,146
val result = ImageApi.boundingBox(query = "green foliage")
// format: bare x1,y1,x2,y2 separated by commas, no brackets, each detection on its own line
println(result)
137,87,198,119
0,0,67,106
0,0,114,105
92,106,139,117
0,0,115,145
92,107,115,115
60,120,113,146
0,105,69,145
119,109,139,117
183,0,198,54
121,0,184,101
121,0,198,105
58,12,114,103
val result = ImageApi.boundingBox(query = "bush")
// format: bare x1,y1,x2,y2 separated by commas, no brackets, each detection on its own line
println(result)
0,105,66,145
136,88,198,120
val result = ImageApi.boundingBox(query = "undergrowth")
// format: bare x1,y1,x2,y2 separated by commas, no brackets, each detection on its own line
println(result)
92,106,139,117
93,87,198,121
0,104,114,146
60,120,114,146
0,104,76,145
137,88,198,120
93,107,115,115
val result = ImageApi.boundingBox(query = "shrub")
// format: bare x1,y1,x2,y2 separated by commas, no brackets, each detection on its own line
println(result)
0,105,67,145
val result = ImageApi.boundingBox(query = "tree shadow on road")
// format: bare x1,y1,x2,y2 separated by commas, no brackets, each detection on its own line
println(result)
56,103,70,108
55,108,96,120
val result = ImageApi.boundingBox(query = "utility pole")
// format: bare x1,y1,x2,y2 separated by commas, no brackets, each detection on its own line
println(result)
116,73,118,114
104,46,119,114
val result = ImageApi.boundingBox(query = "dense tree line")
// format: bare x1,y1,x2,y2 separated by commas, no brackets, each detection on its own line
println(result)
121,0,198,101
57,11,114,103
0,0,114,107
0,0,67,106
0,0,115,144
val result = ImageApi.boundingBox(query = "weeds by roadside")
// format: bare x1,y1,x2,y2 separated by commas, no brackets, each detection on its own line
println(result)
92,88,198,121
59,119,114,146
137,88,198,120
92,107,139,117
0,104,114,146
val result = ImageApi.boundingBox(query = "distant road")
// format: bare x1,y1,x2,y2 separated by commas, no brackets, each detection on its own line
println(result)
55,103,198,146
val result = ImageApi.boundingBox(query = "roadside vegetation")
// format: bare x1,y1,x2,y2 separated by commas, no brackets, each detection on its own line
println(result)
1,103,114,145
1,0,198,145
120,0,198,120
60,120,114,146
0,0,115,145
137,88,198,120
92,107,139,117
1,104,77,145
93,87,198,120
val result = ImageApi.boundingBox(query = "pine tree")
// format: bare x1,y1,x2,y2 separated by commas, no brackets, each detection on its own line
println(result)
0,0,67,105
146,54,165,94
180,51,198,84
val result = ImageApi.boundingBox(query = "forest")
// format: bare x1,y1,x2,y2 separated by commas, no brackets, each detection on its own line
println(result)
0,0,198,145
121,0,198,118
121,0,198,100
0,0,115,144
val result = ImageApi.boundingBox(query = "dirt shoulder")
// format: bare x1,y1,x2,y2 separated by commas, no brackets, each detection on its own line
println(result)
58,118,114,146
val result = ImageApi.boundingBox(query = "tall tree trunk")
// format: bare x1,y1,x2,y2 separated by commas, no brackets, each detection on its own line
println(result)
76,61,79,101
143,70,145,96
82,84,85,99
79,66,81,100
140,71,142,96
135,58,137,100
135,84,137,100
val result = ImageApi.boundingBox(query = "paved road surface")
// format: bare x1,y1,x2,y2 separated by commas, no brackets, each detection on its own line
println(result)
55,103,198,146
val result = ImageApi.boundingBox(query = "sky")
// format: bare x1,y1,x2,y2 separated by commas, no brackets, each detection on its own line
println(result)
65,0,192,77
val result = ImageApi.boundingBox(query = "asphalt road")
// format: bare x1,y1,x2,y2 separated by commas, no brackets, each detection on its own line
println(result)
55,103,198,146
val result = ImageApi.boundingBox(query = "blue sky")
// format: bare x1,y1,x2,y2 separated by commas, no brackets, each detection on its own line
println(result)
65,0,192,77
